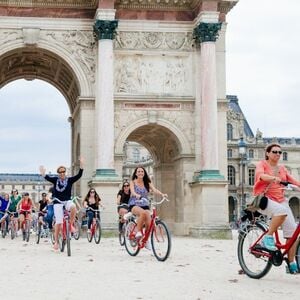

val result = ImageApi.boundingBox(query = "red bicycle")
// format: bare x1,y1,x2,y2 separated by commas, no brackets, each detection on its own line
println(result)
238,182,300,278
86,207,102,244
54,198,72,257
124,196,171,262
19,209,32,242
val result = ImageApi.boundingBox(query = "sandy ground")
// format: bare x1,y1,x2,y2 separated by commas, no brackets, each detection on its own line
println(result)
0,231,298,300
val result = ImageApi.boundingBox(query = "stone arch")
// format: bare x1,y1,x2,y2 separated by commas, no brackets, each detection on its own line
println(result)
115,118,192,157
0,42,92,113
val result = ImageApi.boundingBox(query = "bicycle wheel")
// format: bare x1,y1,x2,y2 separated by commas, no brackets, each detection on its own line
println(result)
73,220,80,240
94,219,102,244
237,223,272,279
124,220,140,256
1,222,6,238
66,220,71,257
35,223,41,244
10,221,16,240
151,220,171,262
295,239,300,270
87,226,93,242
119,223,125,246
25,219,30,242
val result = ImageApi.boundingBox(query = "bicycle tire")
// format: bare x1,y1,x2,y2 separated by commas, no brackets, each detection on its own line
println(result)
25,219,30,242
151,220,172,262
94,219,101,244
295,239,300,270
119,223,125,246
10,221,15,240
66,220,71,256
87,226,93,242
36,223,41,244
237,222,272,279
1,222,6,238
73,220,80,240
124,220,140,256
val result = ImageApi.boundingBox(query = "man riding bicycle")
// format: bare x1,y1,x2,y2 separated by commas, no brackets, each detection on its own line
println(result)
39,157,84,251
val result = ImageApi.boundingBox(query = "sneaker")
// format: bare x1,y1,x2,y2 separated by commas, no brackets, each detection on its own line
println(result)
286,262,299,274
17,229,22,236
87,229,91,234
262,235,277,251
145,239,152,250
135,231,142,240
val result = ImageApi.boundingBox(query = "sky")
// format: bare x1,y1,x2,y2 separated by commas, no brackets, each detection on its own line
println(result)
226,0,300,138
0,0,299,173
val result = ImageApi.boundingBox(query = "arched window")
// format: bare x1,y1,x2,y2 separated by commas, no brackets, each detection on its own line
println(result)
227,148,232,158
283,152,288,161
248,149,254,159
227,123,233,140
228,165,236,185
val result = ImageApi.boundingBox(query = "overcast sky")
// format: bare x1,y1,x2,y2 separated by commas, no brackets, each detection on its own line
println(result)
0,0,299,173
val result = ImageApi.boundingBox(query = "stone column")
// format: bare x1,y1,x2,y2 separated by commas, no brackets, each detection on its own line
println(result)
93,11,118,178
193,22,224,180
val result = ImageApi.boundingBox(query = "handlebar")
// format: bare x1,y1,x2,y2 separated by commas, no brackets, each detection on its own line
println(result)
151,196,170,206
85,206,104,212
280,181,300,191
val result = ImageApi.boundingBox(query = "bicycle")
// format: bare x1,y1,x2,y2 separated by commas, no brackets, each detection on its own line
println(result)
6,211,18,240
35,211,51,244
0,212,8,238
53,198,72,257
124,196,171,262
86,207,103,244
19,209,32,242
237,182,300,279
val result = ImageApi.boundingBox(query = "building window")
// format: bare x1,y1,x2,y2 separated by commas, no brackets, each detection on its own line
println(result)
227,149,232,158
32,185,35,190
133,148,140,162
227,123,233,140
228,166,236,185
248,149,254,159
22,185,25,190
248,168,255,186
283,152,288,161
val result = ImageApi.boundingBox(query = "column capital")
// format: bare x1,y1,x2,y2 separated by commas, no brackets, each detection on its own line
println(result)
93,19,118,40
193,22,222,44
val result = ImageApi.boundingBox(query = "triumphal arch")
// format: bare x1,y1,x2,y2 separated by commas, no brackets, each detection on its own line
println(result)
0,0,238,237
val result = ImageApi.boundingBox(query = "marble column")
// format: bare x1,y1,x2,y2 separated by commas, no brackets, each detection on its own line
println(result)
193,22,224,180
93,15,118,177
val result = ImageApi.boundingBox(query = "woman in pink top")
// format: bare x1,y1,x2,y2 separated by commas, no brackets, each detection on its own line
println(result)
253,143,300,273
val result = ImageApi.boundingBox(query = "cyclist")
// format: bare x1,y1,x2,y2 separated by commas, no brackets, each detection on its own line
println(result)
0,193,11,233
39,158,84,251
253,143,300,274
83,188,102,234
116,181,131,232
38,192,49,227
128,167,167,248
17,192,35,234
9,189,21,214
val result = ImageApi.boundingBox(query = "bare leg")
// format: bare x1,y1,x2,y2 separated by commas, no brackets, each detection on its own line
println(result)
267,215,286,235
70,206,76,225
287,238,297,262
54,223,62,245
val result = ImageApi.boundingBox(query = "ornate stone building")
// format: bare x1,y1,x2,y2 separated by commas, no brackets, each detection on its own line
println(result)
227,95,300,222
0,0,239,236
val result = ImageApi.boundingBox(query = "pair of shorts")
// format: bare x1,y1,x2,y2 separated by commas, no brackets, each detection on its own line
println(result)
258,198,296,238
53,201,75,224
128,205,150,211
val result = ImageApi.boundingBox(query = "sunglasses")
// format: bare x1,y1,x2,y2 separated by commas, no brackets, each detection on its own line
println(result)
271,151,282,155
124,185,129,187
58,171,66,174
90,191,95,193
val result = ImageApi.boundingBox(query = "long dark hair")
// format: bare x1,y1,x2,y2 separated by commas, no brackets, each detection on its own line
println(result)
265,143,281,160
83,188,101,206
131,166,151,192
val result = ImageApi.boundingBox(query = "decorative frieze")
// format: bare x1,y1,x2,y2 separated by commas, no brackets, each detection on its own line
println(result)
115,31,193,51
0,30,22,47
93,20,118,40
0,0,97,8
114,54,192,95
115,0,195,10
42,30,96,83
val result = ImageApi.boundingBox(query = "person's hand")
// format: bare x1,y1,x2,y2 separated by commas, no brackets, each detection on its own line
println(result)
39,165,46,176
162,193,168,198
135,194,141,199
273,176,281,183
79,157,84,169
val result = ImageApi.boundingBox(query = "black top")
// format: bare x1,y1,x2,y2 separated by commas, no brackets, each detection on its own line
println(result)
117,190,130,205
39,200,48,212
44,169,83,202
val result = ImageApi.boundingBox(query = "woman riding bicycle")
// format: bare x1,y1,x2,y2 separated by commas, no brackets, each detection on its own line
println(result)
83,188,102,234
39,157,84,251
0,193,11,232
17,192,35,233
128,167,167,243
116,181,131,232
253,143,300,274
